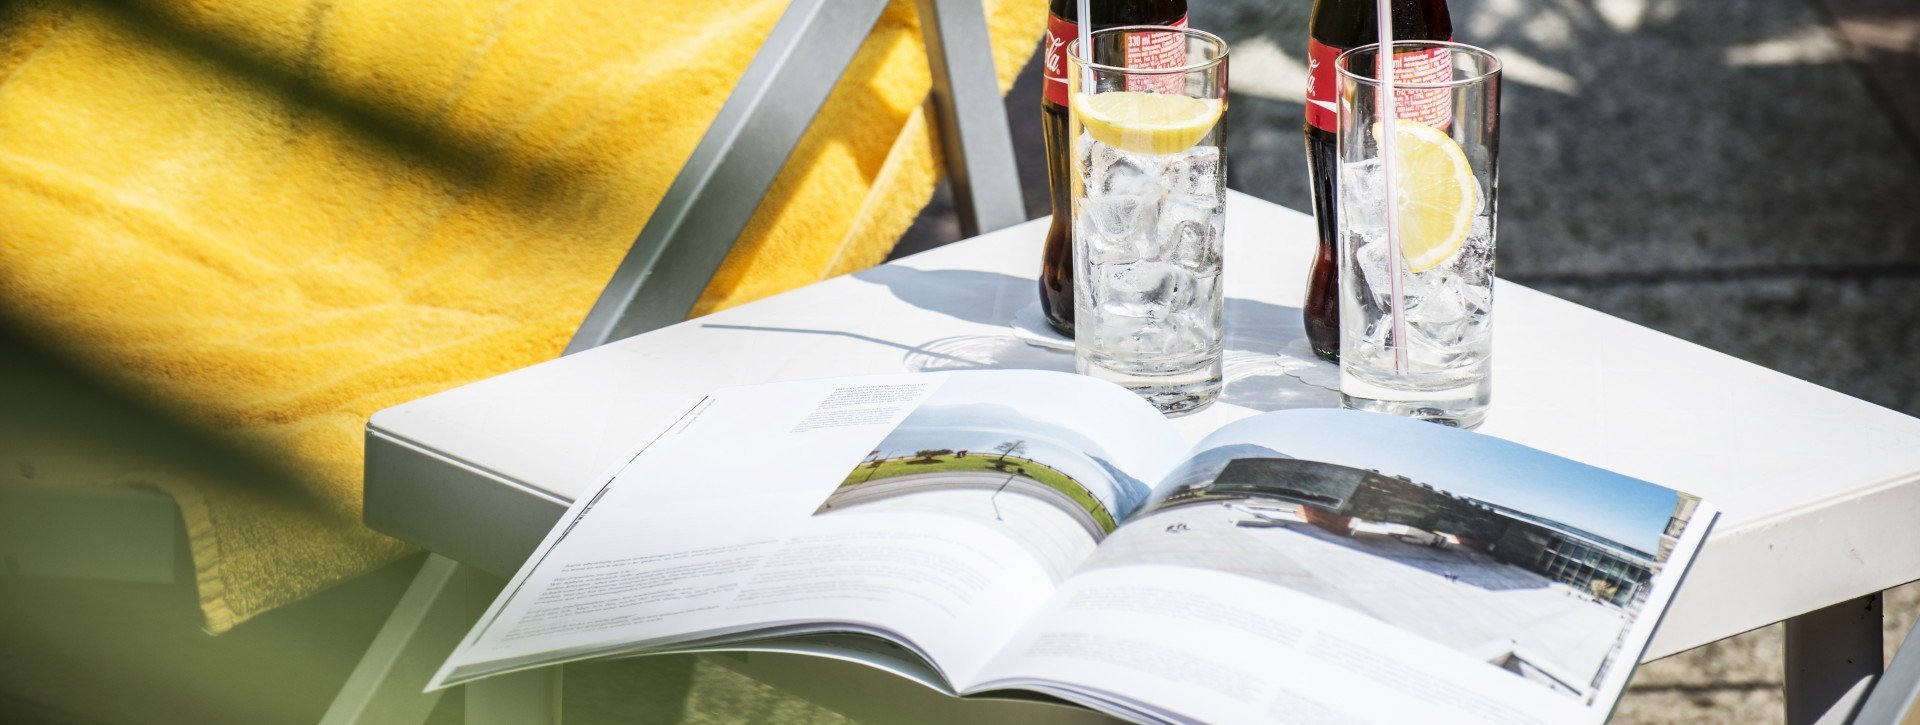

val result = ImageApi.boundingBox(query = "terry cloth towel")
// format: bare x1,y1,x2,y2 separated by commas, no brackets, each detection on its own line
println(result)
0,0,1044,632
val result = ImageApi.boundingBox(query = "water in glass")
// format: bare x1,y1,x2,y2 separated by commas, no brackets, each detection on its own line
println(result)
1338,155,1493,395
1074,135,1225,414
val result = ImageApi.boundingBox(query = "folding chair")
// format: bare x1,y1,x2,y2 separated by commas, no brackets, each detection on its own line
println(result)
320,1,1024,722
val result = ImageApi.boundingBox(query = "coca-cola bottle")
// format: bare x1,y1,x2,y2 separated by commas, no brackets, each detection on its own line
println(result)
1039,0,1189,337
1302,0,1451,361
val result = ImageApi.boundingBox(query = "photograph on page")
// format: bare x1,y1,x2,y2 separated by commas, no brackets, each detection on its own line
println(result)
1080,409,1705,705
813,372,1166,582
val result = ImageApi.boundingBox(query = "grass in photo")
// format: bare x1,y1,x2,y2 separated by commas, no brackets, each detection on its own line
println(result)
832,446,1118,534
811,393,1151,581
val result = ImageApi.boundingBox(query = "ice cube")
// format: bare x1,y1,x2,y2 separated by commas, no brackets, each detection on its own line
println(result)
1396,265,1447,314
1470,214,1493,246
1167,308,1219,351
1167,218,1221,274
1340,159,1388,236
1418,216,1492,291
1408,268,1469,328
1084,231,1145,266
1155,266,1198,313
1095,261,1193,320
1401,267,1494,358
1089,143,1162,198
1185,274,1221,316
1093,261,1158,319
1155,191,1222,269
1093,318,1143,356
1352,237,1396,308
1340,158,1384,206
1082,195,1148,240
1110,314,1211,368
1461,277,1493,316
1405,322,1470,370
1162,147,1222,199
1114,320,1184,359
1157,190,1218,228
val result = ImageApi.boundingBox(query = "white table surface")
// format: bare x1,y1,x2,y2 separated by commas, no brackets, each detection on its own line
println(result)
367,190,1920,661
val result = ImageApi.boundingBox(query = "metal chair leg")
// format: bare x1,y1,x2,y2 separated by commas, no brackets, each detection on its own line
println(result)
1852,599,1920,725
321,555,487,725
916,0,1025,238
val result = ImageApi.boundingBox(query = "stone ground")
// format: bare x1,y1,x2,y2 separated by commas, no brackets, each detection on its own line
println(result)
896,0,1920,722
3,0,1916,723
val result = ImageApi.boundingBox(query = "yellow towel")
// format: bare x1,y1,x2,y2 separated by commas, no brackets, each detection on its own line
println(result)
0,0,1044,632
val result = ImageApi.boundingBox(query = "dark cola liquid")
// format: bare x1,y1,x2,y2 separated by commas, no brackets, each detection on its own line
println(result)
1041,102,1076,335
1040,0,1188,337
1303,124,1343,359
1303,0,1451,361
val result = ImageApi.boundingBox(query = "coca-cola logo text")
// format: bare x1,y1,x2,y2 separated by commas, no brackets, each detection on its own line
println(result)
1045,32,1067,77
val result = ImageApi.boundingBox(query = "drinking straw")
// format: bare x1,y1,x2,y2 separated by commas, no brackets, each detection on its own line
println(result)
1076,0,1094,93
1375,0,1410,374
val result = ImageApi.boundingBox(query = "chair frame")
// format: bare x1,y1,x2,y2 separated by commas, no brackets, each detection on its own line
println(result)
565,0,1023,353
1854,609,1920,725
323,1,1022,722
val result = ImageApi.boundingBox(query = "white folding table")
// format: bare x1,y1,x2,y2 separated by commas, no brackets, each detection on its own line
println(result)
365,191,1920,722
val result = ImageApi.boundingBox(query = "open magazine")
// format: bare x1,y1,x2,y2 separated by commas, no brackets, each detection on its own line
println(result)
429,370,1715,724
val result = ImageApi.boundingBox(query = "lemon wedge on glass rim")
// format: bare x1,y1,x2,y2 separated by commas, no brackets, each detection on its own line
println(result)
1372,119,1479,273
1074,91,1223,156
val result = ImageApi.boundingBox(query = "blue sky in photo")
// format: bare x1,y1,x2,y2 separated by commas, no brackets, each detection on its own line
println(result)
1190,409,1682,554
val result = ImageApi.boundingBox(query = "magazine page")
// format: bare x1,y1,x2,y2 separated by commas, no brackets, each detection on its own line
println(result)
677,633,955,694
967,409,1715,724
429,370,1189,690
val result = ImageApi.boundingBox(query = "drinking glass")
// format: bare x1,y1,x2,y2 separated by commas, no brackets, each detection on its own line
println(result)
1068,26,1229,416
1335,41,1501,428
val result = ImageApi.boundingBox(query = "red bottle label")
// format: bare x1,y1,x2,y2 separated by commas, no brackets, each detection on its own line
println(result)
1305,38,1343,132
1043,14,1190,106
1306,37,1453,132
1384,45,1454,130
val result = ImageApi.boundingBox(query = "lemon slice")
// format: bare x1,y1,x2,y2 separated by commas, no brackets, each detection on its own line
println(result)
1074,91,1223,156
1374,120,1479,273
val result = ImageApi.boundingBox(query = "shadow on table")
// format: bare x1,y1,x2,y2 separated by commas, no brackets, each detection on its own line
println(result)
902,335,1074,372
1219,298,1344,412
851,266,1029,329
738,265,1342,411
696,324,1004,370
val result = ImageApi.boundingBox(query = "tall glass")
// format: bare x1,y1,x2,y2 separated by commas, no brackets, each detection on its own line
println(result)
1335,41,1501,428
1068,26,1229,416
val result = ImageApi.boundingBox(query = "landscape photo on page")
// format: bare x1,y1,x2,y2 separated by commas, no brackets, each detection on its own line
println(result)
1080,410,1702,705
814,373,1155,583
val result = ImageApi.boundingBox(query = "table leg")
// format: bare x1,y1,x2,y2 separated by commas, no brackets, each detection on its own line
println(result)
1784,592,1883,725
465,667,561,725
462,563,562,725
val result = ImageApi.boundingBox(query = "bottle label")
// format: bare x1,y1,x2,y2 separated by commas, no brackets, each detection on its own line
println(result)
1305,38,1342,132
1044,14,1190,106
1306,38,1453,132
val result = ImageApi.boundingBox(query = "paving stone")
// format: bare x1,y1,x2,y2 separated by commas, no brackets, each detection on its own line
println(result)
1194,0,1920,276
